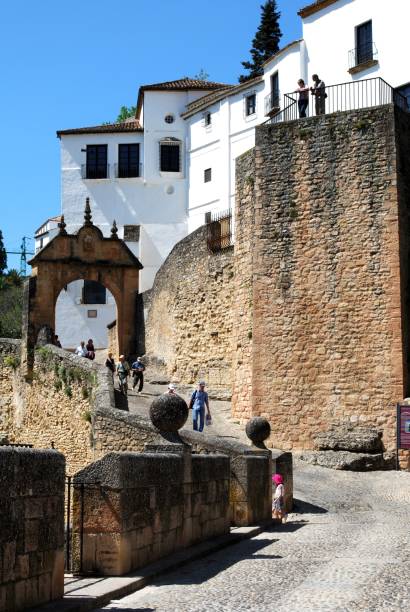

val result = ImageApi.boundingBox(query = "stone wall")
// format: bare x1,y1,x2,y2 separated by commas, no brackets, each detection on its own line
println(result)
233,105,410,458
0,447,65,611
144,226,234,393
71,449,230,576
0,339,101,475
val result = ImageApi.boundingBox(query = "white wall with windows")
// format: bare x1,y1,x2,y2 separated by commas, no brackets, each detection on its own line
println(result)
302,0,410,88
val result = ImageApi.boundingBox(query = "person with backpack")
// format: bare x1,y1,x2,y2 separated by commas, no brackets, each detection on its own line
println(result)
131,356,145,392
189,381,211,432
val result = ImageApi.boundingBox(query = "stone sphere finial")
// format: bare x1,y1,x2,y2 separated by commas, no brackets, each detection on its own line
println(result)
246,417,271,449
149,394,189,433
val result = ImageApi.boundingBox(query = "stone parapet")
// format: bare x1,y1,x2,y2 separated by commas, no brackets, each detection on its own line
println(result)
0,447,65,611
71,449,230,576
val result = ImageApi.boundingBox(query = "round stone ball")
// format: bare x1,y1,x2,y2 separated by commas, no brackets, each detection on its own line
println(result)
149,394,189,432
246,417,271,444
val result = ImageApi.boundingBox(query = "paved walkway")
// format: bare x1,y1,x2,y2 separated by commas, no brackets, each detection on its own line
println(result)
94,461,410,612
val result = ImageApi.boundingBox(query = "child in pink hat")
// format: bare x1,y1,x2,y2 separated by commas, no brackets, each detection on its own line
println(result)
272,473,287,522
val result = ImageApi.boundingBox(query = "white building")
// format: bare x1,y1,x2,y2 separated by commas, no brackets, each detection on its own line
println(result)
36,0,409,349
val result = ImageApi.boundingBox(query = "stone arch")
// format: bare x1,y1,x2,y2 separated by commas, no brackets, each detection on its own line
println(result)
22,199,142,375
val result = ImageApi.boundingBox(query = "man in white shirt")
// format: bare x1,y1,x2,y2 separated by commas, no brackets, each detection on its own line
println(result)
75,341,87,357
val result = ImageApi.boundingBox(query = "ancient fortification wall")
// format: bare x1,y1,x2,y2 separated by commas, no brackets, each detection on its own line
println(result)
144,226,234,392
233,105,410,461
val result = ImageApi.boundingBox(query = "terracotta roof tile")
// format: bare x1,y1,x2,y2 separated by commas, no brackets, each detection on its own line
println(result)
139,78,230,92
298,0,340,18
181,76,263,119
57,119,143,137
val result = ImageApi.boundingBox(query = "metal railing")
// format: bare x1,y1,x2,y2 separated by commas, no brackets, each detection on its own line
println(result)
114,162,143,178
206,209,233,253
266,77,408,126
349,42,378,69
264,91,280,116
81,164,110,179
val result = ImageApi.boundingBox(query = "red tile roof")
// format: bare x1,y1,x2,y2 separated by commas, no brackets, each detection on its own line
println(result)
136,78,231,117
181,77,263,119
57,119,143,137
298,0,341,18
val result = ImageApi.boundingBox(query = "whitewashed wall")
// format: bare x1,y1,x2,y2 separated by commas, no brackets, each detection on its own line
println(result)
303,0,410,87
263,41,303,110
55,281,116,350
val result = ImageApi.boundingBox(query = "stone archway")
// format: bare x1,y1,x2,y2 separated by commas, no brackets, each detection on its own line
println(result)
22,199,142,375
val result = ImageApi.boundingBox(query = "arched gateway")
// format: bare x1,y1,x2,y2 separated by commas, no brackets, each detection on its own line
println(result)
22,199,142,375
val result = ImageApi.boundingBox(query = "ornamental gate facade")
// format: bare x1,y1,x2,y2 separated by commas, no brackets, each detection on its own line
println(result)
22,199,142,375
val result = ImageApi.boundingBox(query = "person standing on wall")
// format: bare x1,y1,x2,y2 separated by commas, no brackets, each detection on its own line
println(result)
131,356,145,393
311,74,326,115
294,79,310,118
189,381,211,432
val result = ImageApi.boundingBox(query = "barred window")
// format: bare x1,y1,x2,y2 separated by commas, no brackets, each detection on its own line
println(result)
204,168,212,183
160,138,181,172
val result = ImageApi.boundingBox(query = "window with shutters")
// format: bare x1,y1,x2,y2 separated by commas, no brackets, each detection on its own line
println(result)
83,281,106,305
85,145,108,179
118,144,140,178
245,93,256,116
356,20,373,65
159,138,181,173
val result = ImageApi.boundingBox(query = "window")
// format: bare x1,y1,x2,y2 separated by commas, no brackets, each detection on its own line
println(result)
245,93,256,116
160,139,181,172
204,112,212,126
124,225,140,242
118,144,140,178
83,281,106,305
86,145,108,179
204,168,212,183
270,72,279,108
165,114,174,124
356,20,373,65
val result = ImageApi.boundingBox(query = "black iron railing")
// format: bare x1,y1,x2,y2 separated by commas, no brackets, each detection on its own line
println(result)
81,164,110,179
206,209,233,253
266,77,408,125
349,42,378,69
264,91,280,116
114,162,142,178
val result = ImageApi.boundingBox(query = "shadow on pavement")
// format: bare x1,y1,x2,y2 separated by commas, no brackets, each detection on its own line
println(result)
292,498,328,514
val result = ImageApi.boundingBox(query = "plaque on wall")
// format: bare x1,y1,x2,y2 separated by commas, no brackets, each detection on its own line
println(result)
87,309,97,318
124,225,140,242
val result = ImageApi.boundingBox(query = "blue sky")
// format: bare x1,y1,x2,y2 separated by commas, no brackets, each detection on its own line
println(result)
0,0,302,271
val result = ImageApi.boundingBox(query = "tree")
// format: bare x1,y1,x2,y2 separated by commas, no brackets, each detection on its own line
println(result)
0,230,7,276
239,1,282,83
116,106,137,123
193,69,209,81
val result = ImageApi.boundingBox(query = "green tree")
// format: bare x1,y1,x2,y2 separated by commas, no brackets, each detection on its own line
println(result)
5,269,22,287
0,230,7,276
0,284,23,338
239,1,282,83
193,69,210,81
116,106,137,123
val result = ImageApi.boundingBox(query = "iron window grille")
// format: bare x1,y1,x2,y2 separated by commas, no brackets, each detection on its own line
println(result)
159,138,181,172
204,168,212,183
82,280,106,305
206,209,233,253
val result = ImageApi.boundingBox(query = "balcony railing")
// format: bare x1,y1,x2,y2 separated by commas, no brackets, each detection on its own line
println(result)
349,42,378,70
264,91,280,116
266,77,408,126
206,209,233,253
81,164,110,179
114,162,143,179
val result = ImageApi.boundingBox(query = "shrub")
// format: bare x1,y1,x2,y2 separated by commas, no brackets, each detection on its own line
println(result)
82,410,92,423
64,385,72,398
3,355,20,370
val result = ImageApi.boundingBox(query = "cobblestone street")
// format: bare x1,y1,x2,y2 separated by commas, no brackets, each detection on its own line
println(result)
95,461,410,612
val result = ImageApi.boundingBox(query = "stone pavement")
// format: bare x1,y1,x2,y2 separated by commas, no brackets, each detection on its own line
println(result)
94,461,410,612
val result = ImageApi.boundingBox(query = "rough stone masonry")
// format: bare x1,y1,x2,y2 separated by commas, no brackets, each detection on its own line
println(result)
233,105,410,468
